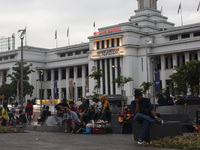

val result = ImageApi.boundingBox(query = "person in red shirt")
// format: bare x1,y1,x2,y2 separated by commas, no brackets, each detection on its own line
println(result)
25,100,33,124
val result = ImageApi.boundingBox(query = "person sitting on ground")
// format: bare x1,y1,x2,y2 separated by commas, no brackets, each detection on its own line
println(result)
64,108,81,133
90,97,102,121
131,89,163,145
118,106,134,124
99,95,111,123
8,102,18,126
38,106,51,123
25,100,33,124
18,110,27,124
157,94,167,107
78,97,88,124
69,101,78,113
54,98,69,125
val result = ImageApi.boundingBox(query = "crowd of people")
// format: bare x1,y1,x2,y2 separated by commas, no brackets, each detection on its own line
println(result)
1,90,165,145
53,95,112,133
0,99,33,126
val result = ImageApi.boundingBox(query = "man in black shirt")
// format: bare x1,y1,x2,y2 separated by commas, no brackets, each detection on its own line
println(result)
131,89,163,145
54,99,69,125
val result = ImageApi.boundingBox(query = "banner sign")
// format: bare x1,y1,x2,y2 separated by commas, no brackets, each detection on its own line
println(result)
93,27,121,35
54,80,57,99
155,69,160,94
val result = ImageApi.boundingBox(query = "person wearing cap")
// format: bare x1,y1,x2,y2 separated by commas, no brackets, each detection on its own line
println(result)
131,89,163,145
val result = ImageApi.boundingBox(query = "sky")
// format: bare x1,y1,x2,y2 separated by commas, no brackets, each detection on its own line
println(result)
0,0,200,49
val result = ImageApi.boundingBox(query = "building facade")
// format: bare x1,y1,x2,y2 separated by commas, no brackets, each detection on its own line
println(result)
0,0,200,105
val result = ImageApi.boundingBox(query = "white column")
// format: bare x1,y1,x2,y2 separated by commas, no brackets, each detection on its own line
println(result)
185,52,190,62
198,51,200,61
160,55,166,89
82,65,86,98
88,60,95,96
114,58,119,94
110,59,113,94
172,53,177,73
58,68,62,99
43,70,47,99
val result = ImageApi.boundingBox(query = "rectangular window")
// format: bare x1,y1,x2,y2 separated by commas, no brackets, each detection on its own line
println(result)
169,35,178,41
60,53,65,57
61,69,66,79
77,87,82,99
83,50,88,54
194,32,200,37
47,89,51,99
111,39,115,47
181,34,190,39
106,40,109,48
0,58,2,61
68,52,73,56
97,41,100,49
75,51,81,55
101,40,105,49
165,57,168,69
85,65,89,77
10,55,15,59
77,66,82,78
47,70,51,81
69,67,74,78
54,69,58,80
116,38,120,46
4,56,8,60
61,88,66,99
170,56,173,68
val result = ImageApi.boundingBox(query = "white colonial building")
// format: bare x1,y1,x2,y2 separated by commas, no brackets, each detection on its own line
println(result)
0,0,200,105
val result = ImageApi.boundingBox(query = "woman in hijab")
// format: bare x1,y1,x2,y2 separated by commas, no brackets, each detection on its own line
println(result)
100,95,112,123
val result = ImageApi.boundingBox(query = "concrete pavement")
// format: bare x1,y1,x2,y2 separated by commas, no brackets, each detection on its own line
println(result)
0,130,178,150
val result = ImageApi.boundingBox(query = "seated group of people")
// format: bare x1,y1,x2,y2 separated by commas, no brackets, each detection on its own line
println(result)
53,95,112,133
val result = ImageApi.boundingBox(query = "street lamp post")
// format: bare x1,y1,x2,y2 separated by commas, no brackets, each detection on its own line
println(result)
18,28,26,110
40,70,43,114
145,40,152,98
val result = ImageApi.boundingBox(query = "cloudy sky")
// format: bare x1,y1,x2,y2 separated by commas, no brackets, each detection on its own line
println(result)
1,0,200,49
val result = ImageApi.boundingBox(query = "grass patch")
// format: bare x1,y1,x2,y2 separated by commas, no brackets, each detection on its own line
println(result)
0,125,24,133
144,132,200,149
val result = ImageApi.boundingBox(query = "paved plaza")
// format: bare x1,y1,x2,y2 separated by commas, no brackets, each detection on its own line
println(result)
0,130,178,150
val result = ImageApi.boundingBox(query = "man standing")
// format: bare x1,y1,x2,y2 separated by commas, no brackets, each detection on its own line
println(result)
131,89,163,145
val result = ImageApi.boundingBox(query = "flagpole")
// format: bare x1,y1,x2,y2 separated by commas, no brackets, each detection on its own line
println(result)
93,21,96,32
67,27,70,46
181,6,183,26
25,26,27,46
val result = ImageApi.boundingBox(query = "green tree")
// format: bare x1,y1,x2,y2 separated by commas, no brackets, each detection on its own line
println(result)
88,66,103,97
7,62,35,100
112,75,133,112
0,84,13,100
170,60,200,95
140,82,153,97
